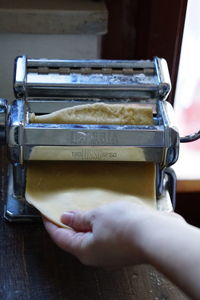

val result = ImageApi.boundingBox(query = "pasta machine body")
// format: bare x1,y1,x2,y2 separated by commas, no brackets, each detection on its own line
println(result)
1,56,179,221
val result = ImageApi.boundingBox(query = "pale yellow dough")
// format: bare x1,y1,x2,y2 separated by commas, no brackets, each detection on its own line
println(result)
26,162,156,227
30,103,153,125
26,103,155,228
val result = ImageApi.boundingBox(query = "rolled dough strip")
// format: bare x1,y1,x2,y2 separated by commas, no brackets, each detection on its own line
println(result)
30,103,153,125
26,162,156,228
27,103,155,228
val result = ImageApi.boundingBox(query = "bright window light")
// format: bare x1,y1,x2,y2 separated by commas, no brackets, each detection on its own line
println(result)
174,0,200,180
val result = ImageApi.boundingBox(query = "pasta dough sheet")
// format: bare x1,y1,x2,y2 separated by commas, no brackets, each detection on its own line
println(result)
30,103,153,125
26,162,156,228
27,103,155,228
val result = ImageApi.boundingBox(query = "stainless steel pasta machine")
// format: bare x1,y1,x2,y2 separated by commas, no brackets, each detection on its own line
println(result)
1,55,194,222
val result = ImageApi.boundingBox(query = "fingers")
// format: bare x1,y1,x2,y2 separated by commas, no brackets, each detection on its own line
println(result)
61,211,92,232
43,217,91,256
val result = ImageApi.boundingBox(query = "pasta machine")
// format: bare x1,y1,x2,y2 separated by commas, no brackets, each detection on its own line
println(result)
2,55,181,222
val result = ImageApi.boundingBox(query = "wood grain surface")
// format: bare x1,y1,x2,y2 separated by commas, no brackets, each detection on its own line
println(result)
0,149,189,300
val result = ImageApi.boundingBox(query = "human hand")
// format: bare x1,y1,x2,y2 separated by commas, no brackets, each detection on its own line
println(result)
43,201,159,267
44,202,200,300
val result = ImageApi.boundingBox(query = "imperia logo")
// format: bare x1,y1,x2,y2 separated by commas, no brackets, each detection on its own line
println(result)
71,131,118,145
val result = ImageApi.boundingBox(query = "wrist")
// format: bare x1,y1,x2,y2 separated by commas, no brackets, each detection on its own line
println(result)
131,211,184,266
124,207,159,264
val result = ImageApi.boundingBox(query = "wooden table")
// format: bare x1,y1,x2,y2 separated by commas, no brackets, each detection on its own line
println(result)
0,153,189,300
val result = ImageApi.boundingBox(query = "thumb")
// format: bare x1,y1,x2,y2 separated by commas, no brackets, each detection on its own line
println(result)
61,211,92,232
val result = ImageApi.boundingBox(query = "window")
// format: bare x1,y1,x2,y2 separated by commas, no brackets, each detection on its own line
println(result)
174,0,200,182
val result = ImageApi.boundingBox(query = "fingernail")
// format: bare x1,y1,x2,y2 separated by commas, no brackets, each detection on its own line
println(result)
60,211,75,225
